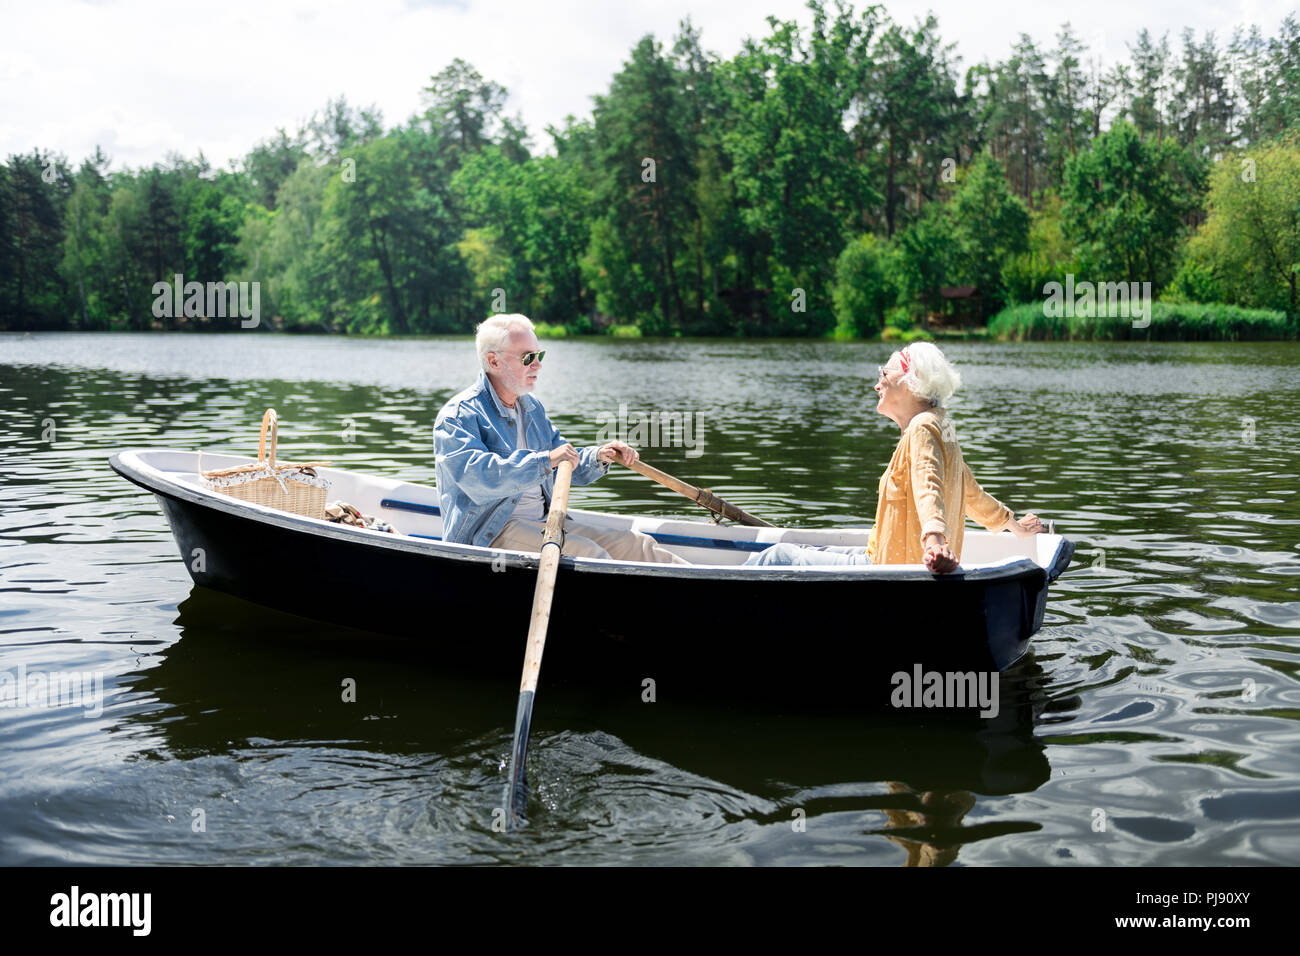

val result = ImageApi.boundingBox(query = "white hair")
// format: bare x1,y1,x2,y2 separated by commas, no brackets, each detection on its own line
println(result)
893,341,961,408
475,313,535,372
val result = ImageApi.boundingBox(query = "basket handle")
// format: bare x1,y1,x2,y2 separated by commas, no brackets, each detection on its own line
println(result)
257,409,278,468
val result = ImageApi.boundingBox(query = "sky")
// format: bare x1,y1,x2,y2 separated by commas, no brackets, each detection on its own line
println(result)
2,0,1297,173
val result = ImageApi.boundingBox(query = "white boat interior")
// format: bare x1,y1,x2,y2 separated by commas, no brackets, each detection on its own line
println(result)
125,449,1063,572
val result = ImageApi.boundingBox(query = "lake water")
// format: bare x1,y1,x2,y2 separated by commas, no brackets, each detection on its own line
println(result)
1,331,1298,865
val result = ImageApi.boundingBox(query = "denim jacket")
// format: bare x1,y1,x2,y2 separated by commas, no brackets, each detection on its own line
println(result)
433,370,608,547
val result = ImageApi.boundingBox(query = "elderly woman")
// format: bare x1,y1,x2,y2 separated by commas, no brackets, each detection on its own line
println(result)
746,342,1045,573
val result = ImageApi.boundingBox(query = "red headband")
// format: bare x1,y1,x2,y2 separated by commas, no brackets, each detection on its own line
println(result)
898,347,910,374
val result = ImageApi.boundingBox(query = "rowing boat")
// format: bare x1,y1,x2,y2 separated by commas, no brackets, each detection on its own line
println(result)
109,448,1075,703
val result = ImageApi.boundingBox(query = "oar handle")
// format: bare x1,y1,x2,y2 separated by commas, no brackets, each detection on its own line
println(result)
624,458,690,495
624,457,773,528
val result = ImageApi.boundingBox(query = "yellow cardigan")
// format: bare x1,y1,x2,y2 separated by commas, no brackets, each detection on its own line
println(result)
865,407,1013,565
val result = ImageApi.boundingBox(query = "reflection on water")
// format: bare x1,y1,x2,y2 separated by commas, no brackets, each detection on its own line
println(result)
1,332,1298,865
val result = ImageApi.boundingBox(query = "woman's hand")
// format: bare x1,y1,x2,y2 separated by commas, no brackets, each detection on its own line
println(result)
922,532,959,574
1007,512,1047,538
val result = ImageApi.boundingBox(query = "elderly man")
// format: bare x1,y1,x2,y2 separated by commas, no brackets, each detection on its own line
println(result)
434,313,688,564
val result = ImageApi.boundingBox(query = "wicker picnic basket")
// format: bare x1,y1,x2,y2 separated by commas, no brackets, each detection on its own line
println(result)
200,409,332,519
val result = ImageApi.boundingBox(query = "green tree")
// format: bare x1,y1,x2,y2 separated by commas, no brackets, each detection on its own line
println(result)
243,129,309,209
455,146,595,325
894,202,953,321
1003,191,1079,305
103,175,151,330
1170,29,1236,156
179,175,245,286
862,15,956,236
235,160,336,329
1127,29,1172,140
422,60,514,173
987,35,1051,207
1256,15,1300,138
590,33,695,333
672,17,737,331
1043,24,1090,182
1182,137,1300,315
319,132,430,334
59,150,113,329
947,152,1029,315
0,151,71,329
307,95,384,161
833,233,899,337
1062,120,1193,287
723,0,877,334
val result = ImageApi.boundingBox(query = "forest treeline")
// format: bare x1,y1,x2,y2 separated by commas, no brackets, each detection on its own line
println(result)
3,0,1299,337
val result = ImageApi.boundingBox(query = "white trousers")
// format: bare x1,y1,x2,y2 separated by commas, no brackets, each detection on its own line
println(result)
491,516,690,564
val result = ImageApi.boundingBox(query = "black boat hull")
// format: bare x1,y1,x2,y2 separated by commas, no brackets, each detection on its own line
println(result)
151,501,1061,703
111,449,1075,707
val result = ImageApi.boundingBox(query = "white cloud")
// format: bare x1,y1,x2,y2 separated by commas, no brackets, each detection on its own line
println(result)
2,0,1295,172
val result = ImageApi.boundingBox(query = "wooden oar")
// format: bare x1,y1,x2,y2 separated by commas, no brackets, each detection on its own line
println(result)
503,458,574,829
624,458,773,527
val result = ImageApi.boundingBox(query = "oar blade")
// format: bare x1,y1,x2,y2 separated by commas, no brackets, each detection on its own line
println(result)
503,689,535,829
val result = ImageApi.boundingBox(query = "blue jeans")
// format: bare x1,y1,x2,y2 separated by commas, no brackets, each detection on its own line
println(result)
743,543,872,566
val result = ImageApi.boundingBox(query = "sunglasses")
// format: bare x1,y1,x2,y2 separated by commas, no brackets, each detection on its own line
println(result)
501,350,546,367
